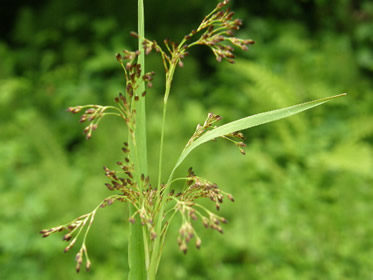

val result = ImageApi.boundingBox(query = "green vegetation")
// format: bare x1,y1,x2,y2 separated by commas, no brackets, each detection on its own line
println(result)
1,0,372,279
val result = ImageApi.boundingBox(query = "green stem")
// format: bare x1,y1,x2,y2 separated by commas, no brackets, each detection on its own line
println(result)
157,105,167,188
157,62,178,187
149,61,178,280
128,0,148,279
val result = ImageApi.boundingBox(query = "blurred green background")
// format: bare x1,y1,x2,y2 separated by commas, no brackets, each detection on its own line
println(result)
1,0,373,279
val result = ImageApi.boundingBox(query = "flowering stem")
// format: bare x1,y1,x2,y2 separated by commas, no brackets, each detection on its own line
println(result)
157,62,178,188
149,56,179,280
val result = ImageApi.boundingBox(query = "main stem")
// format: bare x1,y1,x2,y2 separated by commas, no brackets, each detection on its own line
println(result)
128,0,148,279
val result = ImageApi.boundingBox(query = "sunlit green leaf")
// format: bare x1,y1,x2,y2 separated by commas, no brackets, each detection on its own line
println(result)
170,93,346,178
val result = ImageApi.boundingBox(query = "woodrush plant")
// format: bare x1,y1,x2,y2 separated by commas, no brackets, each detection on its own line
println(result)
40,0,346,279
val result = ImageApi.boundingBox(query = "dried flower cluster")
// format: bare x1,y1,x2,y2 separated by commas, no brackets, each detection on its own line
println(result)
66,50,155,140
222,131,247,155
39,143,155,272
66,105,118,139
185,112,247,155
186,112,222,147
40,192,133,272
133,0,254,75
41,208,96,272
184,0,255,63
167,168,234,254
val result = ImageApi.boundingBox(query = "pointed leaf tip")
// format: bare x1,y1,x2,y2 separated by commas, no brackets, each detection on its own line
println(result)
169,93,346,179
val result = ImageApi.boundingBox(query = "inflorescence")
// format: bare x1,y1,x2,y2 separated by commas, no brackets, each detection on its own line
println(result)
41,0,253,272
167,167,235,254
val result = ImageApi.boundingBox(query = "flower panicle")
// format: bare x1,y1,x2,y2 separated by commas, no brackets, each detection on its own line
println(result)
114,47,156,138
75,245,91,273
67,105,119,139
40,194,129,273
186,112,222,148
183,0,254,64
222,131,247,155
169,167,234,254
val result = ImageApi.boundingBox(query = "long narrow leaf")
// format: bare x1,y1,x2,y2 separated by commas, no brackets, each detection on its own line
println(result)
170,93,346,177
128,0,147,279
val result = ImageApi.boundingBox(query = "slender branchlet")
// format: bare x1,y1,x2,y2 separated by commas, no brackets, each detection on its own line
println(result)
184,112,246,154
40,195,126,273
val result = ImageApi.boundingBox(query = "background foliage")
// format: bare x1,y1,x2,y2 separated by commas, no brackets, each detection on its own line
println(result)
1,0,372,279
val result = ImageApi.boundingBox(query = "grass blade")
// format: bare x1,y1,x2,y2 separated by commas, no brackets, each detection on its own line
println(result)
128,0,147,279
170,93,346,177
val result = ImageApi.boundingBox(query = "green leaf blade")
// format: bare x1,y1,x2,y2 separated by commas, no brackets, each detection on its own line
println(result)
128,0,147,280
170,93,346,176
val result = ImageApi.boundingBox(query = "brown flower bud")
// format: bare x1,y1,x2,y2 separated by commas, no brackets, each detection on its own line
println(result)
79,115,87,123
63,234,72,241
86,260,91,271
195,238,202,249
151,230,157,240
130,31,139,38
85,108,95,114
202,218,209,228
64,239,76,253
226,11,235,20
76,263,81,273
221,218,228,224
115,53,122,62
125,62,132,70
179,243,188,254
190,212,198,221
67,106,82,113
68,224,76,230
